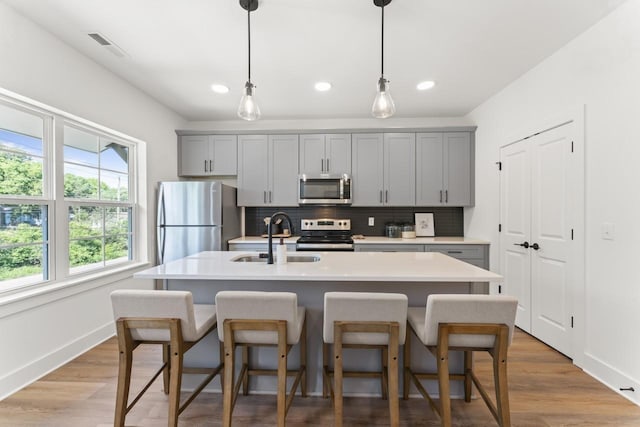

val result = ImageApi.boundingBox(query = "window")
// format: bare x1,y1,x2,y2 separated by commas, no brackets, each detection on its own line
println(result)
0,96,139,294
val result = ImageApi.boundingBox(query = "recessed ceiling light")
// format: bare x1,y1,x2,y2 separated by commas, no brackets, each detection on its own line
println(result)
314,82,332,92
417,81,435,91
211,84,229,94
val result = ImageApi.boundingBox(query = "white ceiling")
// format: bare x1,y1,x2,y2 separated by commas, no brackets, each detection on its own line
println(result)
4,0,627,121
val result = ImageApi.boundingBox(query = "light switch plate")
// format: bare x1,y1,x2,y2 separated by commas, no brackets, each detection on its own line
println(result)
368,217,375,226
602,222,615,240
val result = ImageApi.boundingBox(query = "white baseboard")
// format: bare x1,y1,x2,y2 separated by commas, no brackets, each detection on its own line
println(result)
582,352,639,406
0,321,115,400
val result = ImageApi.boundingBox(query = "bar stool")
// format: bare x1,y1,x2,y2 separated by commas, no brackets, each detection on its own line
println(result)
403,294,518,427
215,291,307,427
323,291,408,427
110,289,223,427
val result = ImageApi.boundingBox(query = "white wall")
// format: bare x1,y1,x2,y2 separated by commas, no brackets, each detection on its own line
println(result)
466,0,640,403
0,2,186,399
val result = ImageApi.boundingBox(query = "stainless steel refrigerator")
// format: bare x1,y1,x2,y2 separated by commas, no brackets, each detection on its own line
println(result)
157,181,240,264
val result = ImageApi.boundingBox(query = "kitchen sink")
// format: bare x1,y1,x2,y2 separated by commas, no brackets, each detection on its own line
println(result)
231,254,321,263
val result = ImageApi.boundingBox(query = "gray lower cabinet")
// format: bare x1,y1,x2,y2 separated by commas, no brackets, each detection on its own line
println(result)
416,132,474,206
355,242,489,268
425,244,488,269
299,134,351,175
228,243,297,252
352,133,415,206
355,244,424,252
237,134,299,206
179,135,237,176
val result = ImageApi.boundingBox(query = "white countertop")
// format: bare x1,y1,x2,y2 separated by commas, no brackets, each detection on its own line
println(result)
134,251,502,282
229,236,489,245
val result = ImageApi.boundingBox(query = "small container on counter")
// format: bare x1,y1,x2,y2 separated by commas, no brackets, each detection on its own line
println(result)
276,238,287,264
385,223,402,238
401,224,416,239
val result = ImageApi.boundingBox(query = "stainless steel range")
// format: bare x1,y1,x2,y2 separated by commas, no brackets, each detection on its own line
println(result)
295,218,354,251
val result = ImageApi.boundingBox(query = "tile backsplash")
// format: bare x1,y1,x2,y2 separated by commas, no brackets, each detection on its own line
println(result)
245,206,463,236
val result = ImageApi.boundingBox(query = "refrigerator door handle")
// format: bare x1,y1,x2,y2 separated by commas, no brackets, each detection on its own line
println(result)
158,226,166,264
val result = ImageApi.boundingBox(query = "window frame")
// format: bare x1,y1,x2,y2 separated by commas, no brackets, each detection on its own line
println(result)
0,92,142,296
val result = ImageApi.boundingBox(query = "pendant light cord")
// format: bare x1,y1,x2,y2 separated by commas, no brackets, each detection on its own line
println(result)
381,2,384,77
247,2,251,82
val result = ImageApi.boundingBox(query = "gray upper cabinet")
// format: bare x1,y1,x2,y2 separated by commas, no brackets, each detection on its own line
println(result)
237,134,299,206
351,133,415,206
416,132,474,206
179,135,237,176
299,134,351,175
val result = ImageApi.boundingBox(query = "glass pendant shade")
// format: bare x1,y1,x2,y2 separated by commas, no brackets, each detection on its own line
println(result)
372,77,396,119
237,81,261,121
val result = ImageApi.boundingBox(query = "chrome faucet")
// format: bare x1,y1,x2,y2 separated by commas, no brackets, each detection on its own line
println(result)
267,211,293,264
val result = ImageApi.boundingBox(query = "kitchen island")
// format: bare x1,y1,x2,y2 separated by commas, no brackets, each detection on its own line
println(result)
134,251,502,397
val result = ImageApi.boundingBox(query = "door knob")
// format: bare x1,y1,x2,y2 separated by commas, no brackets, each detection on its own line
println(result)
514,241,530,248
531,243,540,250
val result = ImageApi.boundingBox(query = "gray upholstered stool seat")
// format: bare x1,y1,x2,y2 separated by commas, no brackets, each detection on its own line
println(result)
110,289,222,427
323,291,408,427
215,290,307,427
404,294,518,427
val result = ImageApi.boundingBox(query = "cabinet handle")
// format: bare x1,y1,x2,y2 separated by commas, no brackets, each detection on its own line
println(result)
447,251,463,254
445,190,448,203
321,159,324,172
326,158,330,172
385,190,388,203
379,190,383,203
439,190,443,203
204,160,208,172
209,159,213,172
269,191,272,203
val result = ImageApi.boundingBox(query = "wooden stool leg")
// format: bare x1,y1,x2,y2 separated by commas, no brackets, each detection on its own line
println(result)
219,342,225,391
162,343,171,394
464,350,473,402
168,346,183,427
494,355,511,427
222,336,235,427
388,324,400,427
276,322,287,427
114,338,132,427
403,325,412,400
381,347,389,400
334,325,344,427
437,346,452,427
242,345,250,396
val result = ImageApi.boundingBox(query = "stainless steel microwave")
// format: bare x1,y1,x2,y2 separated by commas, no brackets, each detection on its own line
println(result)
298,174,352,205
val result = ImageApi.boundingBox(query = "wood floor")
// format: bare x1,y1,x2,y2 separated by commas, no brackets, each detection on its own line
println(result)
1,329,639,426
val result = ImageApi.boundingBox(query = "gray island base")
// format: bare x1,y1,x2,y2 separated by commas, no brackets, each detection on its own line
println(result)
134,251,503,398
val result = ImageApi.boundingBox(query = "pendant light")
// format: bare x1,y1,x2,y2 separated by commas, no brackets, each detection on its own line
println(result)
371,0,396,119
238,0,261,121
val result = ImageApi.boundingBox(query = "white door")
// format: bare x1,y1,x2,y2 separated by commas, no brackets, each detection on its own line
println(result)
500,121,576,358
499,140,532,332
530,124,574,356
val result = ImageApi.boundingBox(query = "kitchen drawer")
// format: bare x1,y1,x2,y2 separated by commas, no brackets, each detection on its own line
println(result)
228,243,297,252
425,245,484,259
355,244,424,252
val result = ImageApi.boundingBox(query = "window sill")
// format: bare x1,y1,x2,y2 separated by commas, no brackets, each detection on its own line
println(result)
0,261,152,318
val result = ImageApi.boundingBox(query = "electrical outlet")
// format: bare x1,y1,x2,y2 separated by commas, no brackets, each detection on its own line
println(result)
368,217,375,226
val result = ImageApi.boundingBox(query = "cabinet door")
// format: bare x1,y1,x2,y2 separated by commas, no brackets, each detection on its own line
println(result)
269,135,299,206
351,134,384,206
238,135,269,206
326,134,351,175
211,135,238,175
179,135,210,176
416,133,444,205
299,134,326,175
444,132,473,206
384,133,415,206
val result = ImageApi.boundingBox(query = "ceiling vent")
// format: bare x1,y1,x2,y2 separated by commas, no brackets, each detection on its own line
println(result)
87,32,128,58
